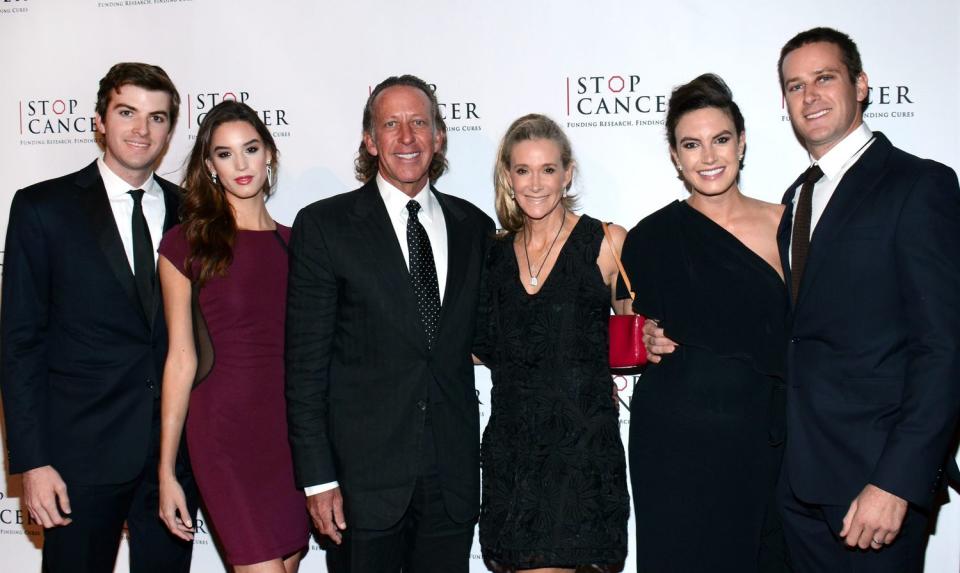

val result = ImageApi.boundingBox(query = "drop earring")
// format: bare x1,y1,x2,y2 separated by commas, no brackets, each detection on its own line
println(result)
210,172,218,184
266,162,273,180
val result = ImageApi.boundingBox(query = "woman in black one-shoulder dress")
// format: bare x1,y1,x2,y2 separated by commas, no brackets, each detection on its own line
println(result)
619,75,791,572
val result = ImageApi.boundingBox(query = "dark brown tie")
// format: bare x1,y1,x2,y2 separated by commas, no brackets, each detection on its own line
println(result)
790,164,824,305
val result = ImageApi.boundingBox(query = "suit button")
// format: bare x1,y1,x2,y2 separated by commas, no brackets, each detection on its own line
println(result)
417,400,427,411
146,377,155,389
791,337,799,343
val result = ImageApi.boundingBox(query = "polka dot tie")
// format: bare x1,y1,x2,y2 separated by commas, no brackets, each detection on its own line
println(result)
406,200,441,349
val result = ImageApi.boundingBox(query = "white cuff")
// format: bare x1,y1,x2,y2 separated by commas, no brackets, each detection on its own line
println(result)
304,481,339,496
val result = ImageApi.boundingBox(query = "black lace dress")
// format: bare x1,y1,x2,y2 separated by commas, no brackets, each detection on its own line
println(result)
475,215,629,570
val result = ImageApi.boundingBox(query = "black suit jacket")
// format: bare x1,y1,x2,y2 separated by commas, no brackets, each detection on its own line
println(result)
1,160,181,485
285,179,494,529
777,132,960,509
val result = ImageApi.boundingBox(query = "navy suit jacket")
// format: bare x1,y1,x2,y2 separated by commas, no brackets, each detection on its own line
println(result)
1,160,182,485
777,132,960,509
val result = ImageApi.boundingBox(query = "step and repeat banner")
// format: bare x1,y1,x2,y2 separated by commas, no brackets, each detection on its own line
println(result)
1,0,958,571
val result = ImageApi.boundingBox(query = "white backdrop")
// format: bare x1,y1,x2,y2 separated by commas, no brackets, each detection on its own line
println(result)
1,0,958,571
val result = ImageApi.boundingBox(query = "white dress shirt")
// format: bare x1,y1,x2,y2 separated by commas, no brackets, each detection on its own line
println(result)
97,156,166,271
790,122,875,264
376,173,449,300
304,174,449,496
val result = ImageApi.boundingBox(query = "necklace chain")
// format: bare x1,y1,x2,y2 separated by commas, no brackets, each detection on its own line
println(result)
523,208,566,287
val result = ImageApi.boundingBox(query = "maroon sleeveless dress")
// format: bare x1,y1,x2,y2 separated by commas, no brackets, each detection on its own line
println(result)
159,225,309,565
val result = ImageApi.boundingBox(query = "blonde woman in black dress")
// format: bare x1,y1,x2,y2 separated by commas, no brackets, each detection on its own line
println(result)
475,113,630,573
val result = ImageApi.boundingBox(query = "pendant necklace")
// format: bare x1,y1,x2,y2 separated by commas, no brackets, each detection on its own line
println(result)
523,208,566,287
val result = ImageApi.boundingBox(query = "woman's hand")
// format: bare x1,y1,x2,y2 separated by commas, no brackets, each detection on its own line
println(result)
643,319,678,363
158,475,195,541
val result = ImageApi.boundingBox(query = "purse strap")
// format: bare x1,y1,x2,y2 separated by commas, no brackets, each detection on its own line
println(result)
601,221,635,301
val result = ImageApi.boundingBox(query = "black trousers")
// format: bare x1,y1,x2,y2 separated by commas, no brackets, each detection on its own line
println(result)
41,400,199,573
328,413,476,573
778,467,928,573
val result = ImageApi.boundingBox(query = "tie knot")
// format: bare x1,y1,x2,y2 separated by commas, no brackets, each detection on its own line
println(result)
805,164,824,185
128,189,145,204
406,200,421,218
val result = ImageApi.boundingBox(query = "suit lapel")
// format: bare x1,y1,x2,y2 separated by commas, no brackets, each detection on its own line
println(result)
154,175,182,326
350,181,423,344
157,176,181,233
434,188,469,333
75,161,144,325
795,133,892,309
778,171,806,303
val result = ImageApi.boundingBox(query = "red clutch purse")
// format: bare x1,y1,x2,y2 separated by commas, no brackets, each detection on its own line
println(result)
602,222,647,370
609,314,647,369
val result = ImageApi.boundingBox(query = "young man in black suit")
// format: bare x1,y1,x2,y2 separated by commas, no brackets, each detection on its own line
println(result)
1,62,198,573
285,75,494,572
774,27,960,571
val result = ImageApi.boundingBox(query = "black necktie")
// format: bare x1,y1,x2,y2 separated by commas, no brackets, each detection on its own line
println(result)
790,164,824,305
406,200,441,349
129,189,155,319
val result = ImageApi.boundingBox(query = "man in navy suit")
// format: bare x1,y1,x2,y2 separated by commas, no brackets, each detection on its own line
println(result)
1,63,198,573
775,27,960,572
643,27,960,571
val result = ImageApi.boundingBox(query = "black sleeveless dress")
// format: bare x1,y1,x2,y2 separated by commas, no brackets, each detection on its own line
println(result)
475,214,629,569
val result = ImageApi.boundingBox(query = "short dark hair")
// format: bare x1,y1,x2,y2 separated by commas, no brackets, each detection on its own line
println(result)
778,27,869,112
665,73,746,171
354,74,448,183
96,62,181,126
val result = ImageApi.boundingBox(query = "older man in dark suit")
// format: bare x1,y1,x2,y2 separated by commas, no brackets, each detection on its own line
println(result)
285,75,494,573
1,63,198,573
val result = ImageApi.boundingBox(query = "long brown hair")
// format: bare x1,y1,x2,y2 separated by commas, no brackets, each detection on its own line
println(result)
181,100,279,285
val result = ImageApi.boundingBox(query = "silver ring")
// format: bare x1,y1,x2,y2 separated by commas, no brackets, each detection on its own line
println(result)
871,537,883,546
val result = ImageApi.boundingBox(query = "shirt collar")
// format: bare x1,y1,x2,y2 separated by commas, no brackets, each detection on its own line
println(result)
813,122,873,180
376,172,438,222
97,155,161,199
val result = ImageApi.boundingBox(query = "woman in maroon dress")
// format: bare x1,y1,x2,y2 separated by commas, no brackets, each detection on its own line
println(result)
157,101,309,572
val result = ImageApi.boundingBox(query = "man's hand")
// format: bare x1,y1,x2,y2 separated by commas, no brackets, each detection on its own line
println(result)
23,465,72,528
839,484,908,549
307,487,347,544
643,319,677,364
